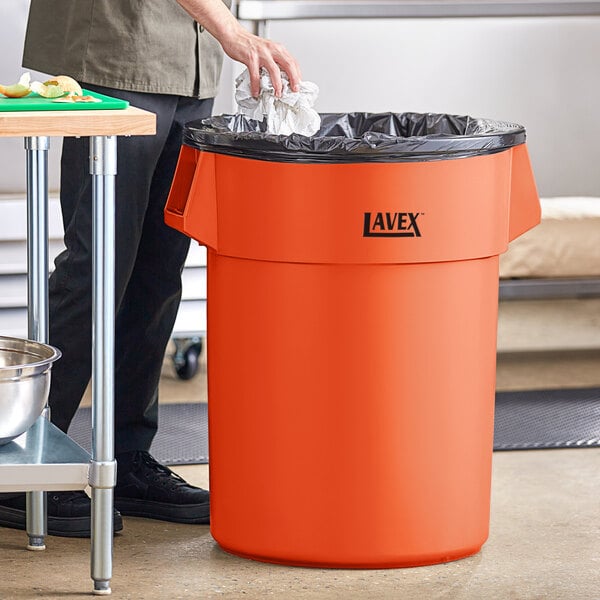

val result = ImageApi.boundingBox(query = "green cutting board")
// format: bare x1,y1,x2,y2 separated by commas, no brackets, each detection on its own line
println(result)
0,89,129,112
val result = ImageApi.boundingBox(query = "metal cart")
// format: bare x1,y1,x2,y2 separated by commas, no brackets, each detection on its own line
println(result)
0,106,155,595
171,244,207,380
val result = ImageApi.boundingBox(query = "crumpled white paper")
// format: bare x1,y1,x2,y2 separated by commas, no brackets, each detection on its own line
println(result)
235,68,320,137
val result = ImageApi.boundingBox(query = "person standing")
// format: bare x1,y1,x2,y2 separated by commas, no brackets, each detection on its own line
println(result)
0,0,301,537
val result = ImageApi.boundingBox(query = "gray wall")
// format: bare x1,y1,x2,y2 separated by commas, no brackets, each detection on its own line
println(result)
0,0,62,193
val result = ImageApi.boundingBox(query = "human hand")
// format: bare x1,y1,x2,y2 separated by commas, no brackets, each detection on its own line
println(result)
220,27,302,98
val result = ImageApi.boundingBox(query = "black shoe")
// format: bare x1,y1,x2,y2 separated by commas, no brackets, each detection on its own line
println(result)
0,491,123,538
114,450,210,524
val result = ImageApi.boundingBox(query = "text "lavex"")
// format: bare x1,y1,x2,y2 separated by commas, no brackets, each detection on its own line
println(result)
363,212,422,237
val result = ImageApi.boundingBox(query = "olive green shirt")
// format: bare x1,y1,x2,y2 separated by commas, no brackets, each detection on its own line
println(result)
22,0,230,98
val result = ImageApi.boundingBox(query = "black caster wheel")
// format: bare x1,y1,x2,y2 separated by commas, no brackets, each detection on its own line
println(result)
174,340,203,380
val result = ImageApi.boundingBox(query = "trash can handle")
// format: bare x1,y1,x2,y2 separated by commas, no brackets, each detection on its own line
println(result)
508,144,540,242
165,146,218,250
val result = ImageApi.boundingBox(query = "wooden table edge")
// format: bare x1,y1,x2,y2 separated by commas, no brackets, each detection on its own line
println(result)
0,106,156,137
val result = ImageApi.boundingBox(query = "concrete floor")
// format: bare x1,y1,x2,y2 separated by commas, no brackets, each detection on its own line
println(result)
1,448,599,599
3,341,600,598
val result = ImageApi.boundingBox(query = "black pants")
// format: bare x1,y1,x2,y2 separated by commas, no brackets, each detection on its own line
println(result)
48,84,213,454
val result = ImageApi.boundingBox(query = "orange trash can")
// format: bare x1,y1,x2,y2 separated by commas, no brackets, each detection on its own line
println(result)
165,113,540,568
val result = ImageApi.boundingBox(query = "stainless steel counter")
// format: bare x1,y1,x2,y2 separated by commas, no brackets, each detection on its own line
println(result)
236,0,600,21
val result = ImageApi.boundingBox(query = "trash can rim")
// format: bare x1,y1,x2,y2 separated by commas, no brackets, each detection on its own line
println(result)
182,112,527,163
189,111,525,138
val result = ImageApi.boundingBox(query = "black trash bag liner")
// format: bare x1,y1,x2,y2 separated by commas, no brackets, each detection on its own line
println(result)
182,112,526,164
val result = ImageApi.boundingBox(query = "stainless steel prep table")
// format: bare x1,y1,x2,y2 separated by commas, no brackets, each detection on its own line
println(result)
0,107,156,595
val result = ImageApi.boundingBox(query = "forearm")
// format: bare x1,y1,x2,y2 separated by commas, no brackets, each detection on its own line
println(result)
176,0,301,96
176,0,242,47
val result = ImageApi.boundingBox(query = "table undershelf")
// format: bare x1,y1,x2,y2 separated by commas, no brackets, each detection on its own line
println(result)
0,417,90,493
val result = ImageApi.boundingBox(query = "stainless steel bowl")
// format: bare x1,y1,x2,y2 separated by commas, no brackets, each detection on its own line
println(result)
0,336,61,445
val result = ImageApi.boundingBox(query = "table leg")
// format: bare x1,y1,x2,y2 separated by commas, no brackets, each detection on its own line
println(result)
89,135,117,596
24,135,50,551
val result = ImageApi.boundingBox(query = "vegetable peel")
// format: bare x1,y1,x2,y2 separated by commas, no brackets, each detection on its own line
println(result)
52,95,101,103
0,73,32,98
31,75,83,99
1,73,85,101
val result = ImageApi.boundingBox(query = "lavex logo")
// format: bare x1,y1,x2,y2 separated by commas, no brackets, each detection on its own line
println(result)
363,212,422,237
